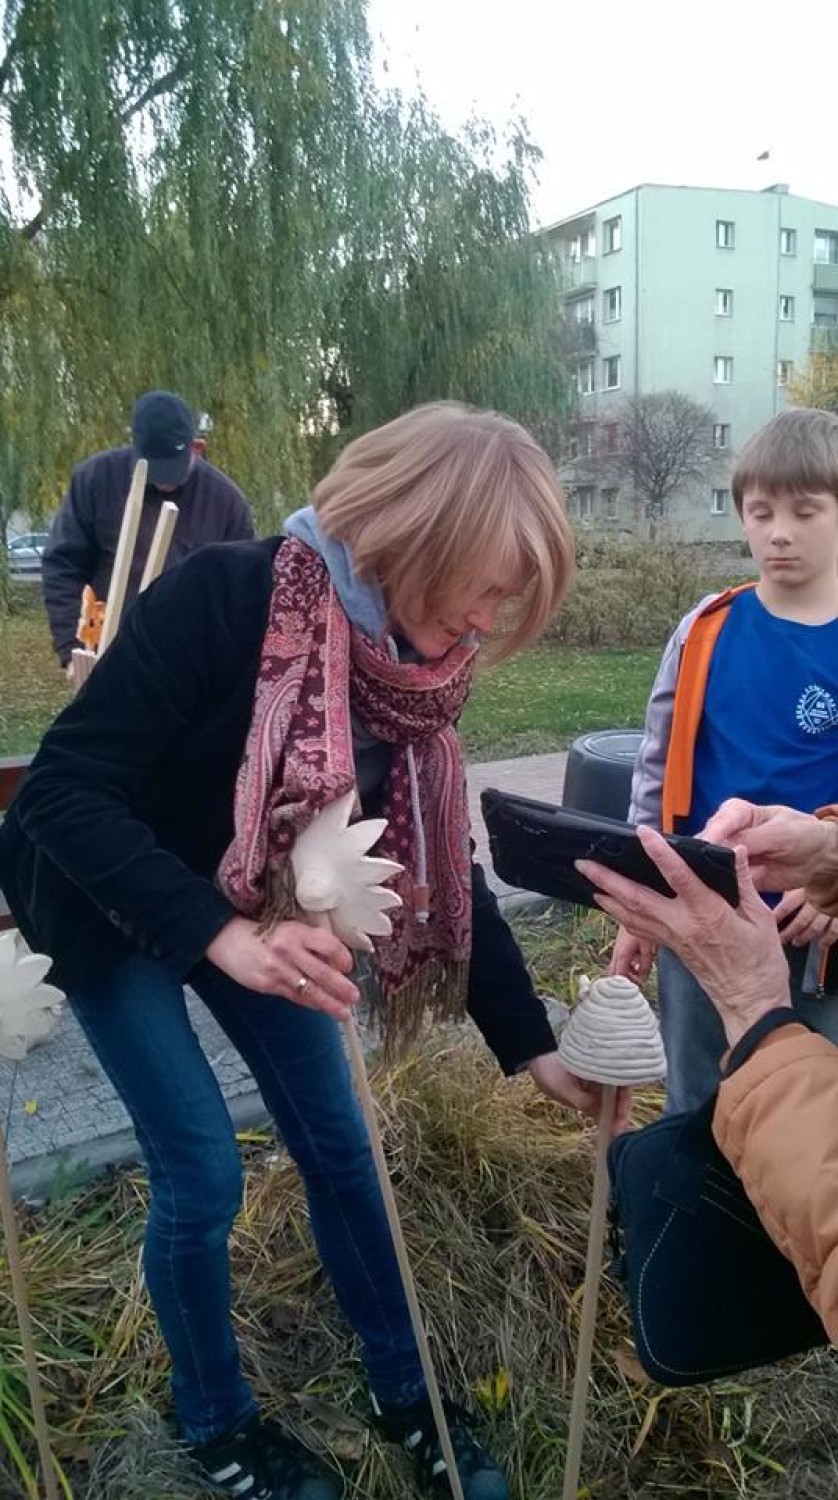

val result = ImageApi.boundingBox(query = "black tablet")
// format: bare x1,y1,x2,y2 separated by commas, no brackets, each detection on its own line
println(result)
480,789,739,908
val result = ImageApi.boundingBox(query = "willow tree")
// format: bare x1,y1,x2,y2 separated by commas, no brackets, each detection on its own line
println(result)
0,0,572,536
788,351,838,415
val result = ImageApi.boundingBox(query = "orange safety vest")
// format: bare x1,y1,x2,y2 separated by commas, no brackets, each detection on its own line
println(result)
660,582,757,835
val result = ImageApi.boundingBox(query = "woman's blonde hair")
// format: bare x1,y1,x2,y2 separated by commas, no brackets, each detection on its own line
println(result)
313,402,574,661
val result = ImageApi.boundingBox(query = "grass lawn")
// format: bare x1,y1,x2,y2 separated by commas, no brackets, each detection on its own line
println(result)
0,588,658,762
460,644,658,760
0,586,70,757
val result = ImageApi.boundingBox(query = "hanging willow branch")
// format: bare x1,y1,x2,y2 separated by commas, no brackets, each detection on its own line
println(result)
0,0,574,546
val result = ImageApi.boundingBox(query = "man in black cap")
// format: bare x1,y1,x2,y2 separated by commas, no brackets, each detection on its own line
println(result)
42,390,254,678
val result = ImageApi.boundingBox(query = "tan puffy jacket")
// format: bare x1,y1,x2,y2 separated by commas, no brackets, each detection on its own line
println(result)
714,1023,838,1340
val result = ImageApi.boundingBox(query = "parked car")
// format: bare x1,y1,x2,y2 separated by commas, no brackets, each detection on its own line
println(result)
7,532,49,573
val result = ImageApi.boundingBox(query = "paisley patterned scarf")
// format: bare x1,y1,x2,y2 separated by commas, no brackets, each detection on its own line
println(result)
217,537,477,1042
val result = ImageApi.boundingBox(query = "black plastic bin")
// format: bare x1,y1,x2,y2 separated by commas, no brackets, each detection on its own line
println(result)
562,729,643,821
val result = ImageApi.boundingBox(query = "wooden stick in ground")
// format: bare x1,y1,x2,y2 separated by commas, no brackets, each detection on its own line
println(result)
0,1124,60,1500
97,458,148,655
561,1085,617,1500
305,910,466,1500
139,501,179,593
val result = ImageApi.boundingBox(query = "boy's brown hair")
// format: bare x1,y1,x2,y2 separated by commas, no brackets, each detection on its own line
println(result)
732,407,838,513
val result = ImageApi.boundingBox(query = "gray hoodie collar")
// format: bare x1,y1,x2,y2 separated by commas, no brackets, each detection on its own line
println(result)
282,505,388,640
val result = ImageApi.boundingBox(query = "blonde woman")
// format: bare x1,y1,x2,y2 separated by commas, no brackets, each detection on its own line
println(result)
2,404,594,1500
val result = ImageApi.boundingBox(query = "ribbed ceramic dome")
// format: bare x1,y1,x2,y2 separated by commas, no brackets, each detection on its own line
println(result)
557,974,666,1085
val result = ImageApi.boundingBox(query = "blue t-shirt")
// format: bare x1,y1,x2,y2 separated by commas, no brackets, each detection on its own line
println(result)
684,589,838,836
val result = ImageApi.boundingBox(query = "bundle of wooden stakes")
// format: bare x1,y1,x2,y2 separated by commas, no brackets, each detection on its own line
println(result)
70,458,179,686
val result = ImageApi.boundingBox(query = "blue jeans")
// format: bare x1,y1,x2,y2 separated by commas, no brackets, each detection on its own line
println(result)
657,944,838,1114
68,954,424,1443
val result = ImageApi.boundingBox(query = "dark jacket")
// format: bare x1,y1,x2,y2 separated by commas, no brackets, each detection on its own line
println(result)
0,539,557,1076
42,446,254,664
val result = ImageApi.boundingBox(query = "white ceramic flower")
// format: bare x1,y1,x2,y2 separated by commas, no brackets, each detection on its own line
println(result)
0,930,64,1061
291,791,403,950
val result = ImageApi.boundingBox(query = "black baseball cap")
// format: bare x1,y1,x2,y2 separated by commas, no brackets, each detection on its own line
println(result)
131,390,196,487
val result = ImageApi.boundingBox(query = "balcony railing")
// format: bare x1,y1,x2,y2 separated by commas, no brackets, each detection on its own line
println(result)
562,257,598,293
571,322,597,353
813,263,838,295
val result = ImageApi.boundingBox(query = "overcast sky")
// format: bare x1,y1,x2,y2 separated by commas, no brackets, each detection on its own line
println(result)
367,0,838,227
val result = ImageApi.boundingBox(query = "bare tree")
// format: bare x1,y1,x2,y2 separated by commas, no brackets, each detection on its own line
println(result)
605,391,719,526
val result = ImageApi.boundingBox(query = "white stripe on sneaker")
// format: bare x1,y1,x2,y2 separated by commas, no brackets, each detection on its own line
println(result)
208,1460,255,1496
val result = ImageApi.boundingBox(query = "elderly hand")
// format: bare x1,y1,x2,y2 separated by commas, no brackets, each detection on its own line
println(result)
773,888,838,950
526,1051,633,1135
577,827,791,1049
701,799,838,893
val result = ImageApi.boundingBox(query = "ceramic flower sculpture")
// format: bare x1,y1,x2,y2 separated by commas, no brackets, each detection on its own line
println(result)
290,791,402,950
0,930,63,1061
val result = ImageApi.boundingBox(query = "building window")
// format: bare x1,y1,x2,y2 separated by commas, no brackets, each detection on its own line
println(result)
602,355,621,390
779,294,795,321
814,230,838,265
713,356,733,383
716,219,735,249
712,423,731,450
577,486,595,519
603,286,622,322
603,216,622,254
603,422,620,453
574,294,595,325
780,227,797,256
777,360,794,386
577,358,595,395
601,488,619,519
711,488,730,516
715,288,733,316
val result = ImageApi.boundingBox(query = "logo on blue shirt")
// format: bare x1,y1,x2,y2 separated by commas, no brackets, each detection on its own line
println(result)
796,684,838,735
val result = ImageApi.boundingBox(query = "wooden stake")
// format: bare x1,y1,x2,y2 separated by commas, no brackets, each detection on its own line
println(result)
562,1085,617,1500
98,458,148,655
0,1126,60,1500
304,912,466,1500
139,501,179,593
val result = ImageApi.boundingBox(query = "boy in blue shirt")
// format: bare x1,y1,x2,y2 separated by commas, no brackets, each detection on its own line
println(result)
611,407,838,1111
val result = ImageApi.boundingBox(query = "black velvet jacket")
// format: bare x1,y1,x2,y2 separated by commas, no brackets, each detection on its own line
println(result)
0,539,557,1074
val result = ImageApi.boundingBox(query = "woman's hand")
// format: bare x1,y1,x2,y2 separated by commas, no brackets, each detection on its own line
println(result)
608,923,656,983
773,888,838,950
577,828,792,1049
206,916,359,1021
701,799,838,892
526,1051,633,1136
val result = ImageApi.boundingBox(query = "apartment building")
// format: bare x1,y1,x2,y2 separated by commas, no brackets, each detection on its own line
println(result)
542,183,838,539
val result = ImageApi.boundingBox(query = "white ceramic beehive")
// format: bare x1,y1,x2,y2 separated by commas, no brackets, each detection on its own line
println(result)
557,974,666,1086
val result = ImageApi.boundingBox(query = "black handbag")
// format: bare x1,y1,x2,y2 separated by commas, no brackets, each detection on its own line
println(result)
607,1095,829,1386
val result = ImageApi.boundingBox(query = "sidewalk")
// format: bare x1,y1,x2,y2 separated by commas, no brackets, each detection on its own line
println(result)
3,752,567,1196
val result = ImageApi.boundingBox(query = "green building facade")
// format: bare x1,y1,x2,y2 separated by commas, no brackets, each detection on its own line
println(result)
544,183,838,540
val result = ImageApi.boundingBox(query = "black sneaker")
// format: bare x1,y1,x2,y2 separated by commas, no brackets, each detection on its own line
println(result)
191,1413,343,1500
371,1393,510,1499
